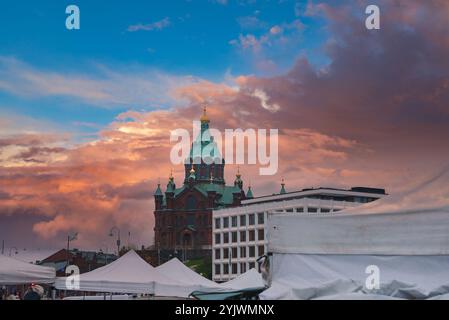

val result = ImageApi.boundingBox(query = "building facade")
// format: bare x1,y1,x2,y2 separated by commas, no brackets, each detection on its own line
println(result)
212,186,386,281
153,109,252,264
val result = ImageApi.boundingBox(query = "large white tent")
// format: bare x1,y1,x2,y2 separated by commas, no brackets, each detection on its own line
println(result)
220,268,265,290
54,250,194,297
156,258,221,290
0,254,56,285
260,169,449,300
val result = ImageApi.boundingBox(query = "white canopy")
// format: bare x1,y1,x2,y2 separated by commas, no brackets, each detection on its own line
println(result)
0,254,56,285
221,268,265,290
156,258,221,290
261,169,449,300
54,250,192,296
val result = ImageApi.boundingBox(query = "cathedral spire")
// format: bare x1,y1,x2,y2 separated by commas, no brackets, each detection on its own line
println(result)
200,104,210,133
166,169,175,192
234,166,243,189
246,181,254,199
200,105,210,123
280,178,286,194
154,182,163,196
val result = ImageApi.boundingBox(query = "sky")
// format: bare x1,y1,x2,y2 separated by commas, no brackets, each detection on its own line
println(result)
0,0,448,251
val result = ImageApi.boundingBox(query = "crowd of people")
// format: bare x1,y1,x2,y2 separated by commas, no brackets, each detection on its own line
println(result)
1,284,46,300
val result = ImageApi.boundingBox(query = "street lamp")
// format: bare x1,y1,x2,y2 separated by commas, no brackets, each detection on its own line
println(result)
109,227,121,256
66,232,78,266
100,243,109,265
9,247,18,257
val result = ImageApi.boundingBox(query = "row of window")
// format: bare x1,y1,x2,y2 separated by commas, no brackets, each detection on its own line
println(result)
215,212,265,229
214,245,265,260
273,207,341,213
214,229,265,244
158,214,210,227
214,262,257,276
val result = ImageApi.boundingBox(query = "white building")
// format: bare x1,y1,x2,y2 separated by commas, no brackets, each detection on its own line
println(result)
212,186,386,282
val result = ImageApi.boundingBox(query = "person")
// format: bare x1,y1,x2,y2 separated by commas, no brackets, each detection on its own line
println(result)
23,284,44,300
6,293,19,300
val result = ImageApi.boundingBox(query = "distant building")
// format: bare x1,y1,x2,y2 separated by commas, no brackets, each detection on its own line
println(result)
39,249,117,276
153,108,251,264
212,184,386,281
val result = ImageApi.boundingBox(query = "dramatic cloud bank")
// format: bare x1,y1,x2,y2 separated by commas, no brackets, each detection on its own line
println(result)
1,0,448,249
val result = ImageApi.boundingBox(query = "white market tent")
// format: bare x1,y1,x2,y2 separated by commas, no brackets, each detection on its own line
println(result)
0,254,56,285
188,268,265,298
220,268,265,290
54,250,194,297
156,258,221,290
260,169,449,300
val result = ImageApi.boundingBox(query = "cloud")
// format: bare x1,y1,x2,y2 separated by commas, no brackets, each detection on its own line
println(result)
251,89,280,113
270,25,283,35
2,0,449,250
212,0,228,5
237,15,267,30
229,17,304,73
127,17,171,32
0,57,197,109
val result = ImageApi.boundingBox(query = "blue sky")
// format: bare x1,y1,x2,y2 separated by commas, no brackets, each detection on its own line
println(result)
0,0,329,140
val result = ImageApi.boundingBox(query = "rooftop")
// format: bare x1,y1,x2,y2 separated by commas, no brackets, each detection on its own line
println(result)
241,186,387,206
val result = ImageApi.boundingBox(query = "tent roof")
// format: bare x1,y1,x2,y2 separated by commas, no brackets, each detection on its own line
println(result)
54,250,182,294
156,258,220,288
0,254,56,285
221,268,265,290
268,168,449,256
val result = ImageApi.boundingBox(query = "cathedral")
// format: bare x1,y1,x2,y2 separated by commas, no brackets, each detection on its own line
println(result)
153,108,253,263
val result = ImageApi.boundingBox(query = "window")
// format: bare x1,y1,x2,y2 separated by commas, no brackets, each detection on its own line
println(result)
223,264,229,275
308,207,318,213
249,230,255,241
232,231,238,243
258,212,265,224
240,215,246,226
321,208,330,213
258,229,265,241
249,214,255,225
286,208,294,213
232,263,238,274
215,264,221,275
223,248,229,259
215,218,221,229
223,232,229,244
258,245,265,256
186,195,196,210
215,249,221,260
249,246,256,257
240,231,246,242
232,247,238,259
240,247,246,258
249,262,255,269
296,207,304,213
240,263,247,273
215,233,221,244
232,216,237,227
223,217,229,228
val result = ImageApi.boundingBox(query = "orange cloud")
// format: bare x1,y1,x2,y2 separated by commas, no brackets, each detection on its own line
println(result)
2,0,449,249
